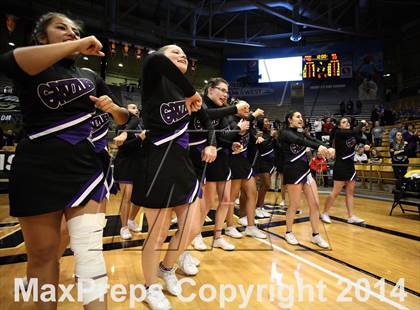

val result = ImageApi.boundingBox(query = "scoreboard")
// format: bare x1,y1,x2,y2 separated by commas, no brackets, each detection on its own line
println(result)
303,53,340,79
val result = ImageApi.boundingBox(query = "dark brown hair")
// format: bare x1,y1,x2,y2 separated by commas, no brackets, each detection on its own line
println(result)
31,12,83,44
203,77,229,96
284,110,300,127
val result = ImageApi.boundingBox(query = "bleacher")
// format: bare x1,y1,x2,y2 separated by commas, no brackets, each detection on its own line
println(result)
354,118,420,188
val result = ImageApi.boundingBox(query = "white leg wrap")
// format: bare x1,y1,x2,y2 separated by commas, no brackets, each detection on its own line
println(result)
67,213,108,305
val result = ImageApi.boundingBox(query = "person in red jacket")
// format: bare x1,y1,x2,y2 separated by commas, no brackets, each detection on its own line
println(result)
310,153,328,186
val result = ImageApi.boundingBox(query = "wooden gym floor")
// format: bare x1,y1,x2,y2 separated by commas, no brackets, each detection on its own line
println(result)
0,192,419,309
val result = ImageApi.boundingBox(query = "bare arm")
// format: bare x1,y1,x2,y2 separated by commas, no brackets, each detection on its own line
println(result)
13,36,104,76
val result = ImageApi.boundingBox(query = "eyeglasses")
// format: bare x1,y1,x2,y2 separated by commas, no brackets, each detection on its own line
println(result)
214,86,229,95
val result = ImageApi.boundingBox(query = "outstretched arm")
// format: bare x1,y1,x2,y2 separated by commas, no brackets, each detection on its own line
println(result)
10,36,104,76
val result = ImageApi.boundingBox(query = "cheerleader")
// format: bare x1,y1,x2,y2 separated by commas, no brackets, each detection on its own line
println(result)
321,118,368,224
226,105,267,239
113,103,144,239
130,45,215,310
255,117,276,218
274,130,287,208
201,78,248,251
280,111,334,248
188,97,249,252
1,12,128,308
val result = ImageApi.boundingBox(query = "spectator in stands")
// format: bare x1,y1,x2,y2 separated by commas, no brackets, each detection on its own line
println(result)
389,121,402,143
383,108,396,125
0,127,4,148
365,122,373,145
322,117,334,135
304,126,312,139
371,105,380,124
356,100,362,115
359,126,371,146
305,118,312,132
273,119,281,130
340,100,346,116
390,132,409,179
313,117,323,140
354,144,368,163
346,99,354,115
4,129,15,146
369,147,382,164
310,152,328,186
403,124,419,158
372,121,384,146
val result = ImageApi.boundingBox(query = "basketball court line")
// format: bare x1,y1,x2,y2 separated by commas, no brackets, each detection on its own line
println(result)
262,228,420,297
255,235,411,310
329,215,420,241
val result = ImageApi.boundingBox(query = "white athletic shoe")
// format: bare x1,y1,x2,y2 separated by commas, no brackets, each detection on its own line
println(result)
320,213,332,224
177,252,198,276
255,208,271,218
120,226,132,240
285,232,299,245
145,284,171,310
225,226,243,239
245,226,267,239
311,234,329,248
192,234,207,251
158,266,181,296
171,217,178,224
235,198,240,205
189,254,200,266
279,200,286,207
213,237,235,251
128,219,141,232
237,216,249,226
347,215,365,224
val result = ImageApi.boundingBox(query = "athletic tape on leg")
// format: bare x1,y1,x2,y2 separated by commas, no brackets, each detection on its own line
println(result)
67,213,108,305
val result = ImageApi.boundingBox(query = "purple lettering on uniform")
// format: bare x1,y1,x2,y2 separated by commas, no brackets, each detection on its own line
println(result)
91,113,111,131
346,137,356,148
193,118,219,129
37,78,95,110
194,118,203,130
240,133,250,148
290,144,305,154
160,100,188,125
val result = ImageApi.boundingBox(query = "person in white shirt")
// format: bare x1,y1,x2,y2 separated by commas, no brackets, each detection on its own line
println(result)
313,118,323,140
354,145,368,163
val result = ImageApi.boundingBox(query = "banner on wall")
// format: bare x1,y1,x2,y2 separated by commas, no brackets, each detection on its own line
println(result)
0,111,22,124
0,94,20,111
